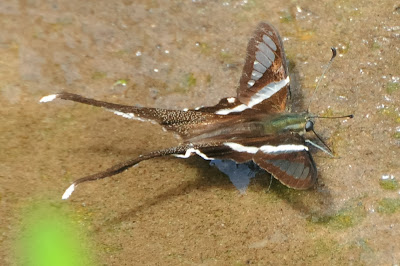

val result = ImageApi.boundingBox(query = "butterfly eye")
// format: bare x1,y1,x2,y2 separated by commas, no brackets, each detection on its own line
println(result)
305,120,314,132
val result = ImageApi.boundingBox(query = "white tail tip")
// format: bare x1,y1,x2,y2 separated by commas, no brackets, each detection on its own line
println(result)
62,184,75,200
39,94,58,103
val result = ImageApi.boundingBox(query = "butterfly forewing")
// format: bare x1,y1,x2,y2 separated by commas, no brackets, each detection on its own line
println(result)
237,22,290,113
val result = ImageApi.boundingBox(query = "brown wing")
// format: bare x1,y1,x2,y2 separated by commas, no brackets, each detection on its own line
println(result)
193,22,290,116
189,134,317,190
192,97,262,116
237,22,290,113
253,147,317,190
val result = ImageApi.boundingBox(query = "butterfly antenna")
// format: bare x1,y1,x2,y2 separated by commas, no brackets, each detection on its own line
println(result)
307,47,337,113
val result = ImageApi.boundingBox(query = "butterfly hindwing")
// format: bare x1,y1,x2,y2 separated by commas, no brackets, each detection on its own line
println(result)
181,134,317,190
253,144,317,190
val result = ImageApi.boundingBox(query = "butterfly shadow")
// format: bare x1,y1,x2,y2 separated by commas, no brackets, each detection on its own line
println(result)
93,154,334,230
90,156,235,223
259,174,335,218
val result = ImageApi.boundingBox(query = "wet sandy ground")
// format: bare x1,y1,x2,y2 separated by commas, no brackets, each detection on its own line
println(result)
1,0,399,265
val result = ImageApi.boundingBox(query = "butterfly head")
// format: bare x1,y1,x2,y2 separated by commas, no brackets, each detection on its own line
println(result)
305,119,315,132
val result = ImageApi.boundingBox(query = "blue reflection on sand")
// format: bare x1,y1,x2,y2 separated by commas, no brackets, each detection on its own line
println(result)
210,160,262,193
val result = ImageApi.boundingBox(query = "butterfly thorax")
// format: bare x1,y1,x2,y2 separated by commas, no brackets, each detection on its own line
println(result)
261,112,309,135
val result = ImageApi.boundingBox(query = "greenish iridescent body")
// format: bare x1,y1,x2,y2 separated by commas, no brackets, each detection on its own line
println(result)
186,112,311,143
260,113,310,135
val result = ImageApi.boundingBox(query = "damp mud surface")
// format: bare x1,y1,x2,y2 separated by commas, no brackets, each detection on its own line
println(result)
1,0,399,265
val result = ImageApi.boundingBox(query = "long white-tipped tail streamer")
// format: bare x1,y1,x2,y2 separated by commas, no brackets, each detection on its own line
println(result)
39,94,58,103
62,184,75,200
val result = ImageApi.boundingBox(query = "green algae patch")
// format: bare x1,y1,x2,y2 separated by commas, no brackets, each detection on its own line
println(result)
379,178,399,190
185,73,197,88
322,107,335,118
16,201,95,266
269,180,303,203
306,237,368,263
310,238,341,259
278,9,294,23
113,79,129,87
337,42,350,55
371,40,381,50
196,42,211,55
308,202,366,230
386,82,400,94
219,50,236,65
328,209,362,229
378,105,400,123
206,74,212,84
296,29,316,41
274,186,306,204
377,198,400,214
173,72,197,94
92,71,107,80
264,180,322,208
